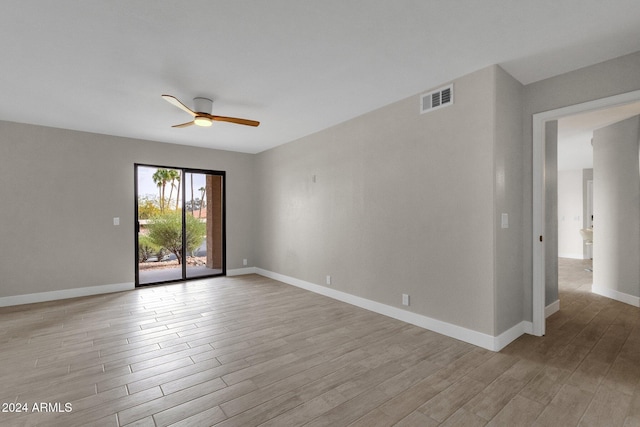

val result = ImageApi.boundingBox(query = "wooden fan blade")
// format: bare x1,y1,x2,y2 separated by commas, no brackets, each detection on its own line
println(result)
162,94,196,117
208,114,260,127
172,121,195,128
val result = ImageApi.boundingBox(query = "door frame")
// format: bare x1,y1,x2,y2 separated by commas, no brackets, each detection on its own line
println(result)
134,163,226,286
532,89,640,336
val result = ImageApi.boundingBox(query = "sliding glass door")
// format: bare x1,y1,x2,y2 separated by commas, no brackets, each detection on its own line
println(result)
184,171,225,279
135,164,225,286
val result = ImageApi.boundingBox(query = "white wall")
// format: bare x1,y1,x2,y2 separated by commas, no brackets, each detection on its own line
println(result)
592,115,640,301
558,169,584,259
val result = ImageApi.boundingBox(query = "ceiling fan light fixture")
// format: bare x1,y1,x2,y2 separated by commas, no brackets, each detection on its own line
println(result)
163,94,259,128
194,116,212,127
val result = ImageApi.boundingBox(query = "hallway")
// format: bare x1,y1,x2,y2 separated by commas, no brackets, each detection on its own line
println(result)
502,257,640,425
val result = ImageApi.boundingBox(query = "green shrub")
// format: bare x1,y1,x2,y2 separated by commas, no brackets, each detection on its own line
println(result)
146,212,206,264
138,234,162,262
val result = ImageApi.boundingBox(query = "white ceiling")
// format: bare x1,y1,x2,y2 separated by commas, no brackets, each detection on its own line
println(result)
2,1,640,154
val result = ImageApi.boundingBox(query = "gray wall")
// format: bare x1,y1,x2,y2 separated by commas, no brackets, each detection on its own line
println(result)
256,66,507,335
493,66,525,334
592,116,640,298
544,121,559,306
0,121,256,298
521,51,640,321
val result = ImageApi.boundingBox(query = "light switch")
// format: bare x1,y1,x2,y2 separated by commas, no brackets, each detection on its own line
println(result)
113,217,120,226
501,213,508,229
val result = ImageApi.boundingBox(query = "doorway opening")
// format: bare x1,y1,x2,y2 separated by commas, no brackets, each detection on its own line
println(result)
135,164,226,286
532,89,640,336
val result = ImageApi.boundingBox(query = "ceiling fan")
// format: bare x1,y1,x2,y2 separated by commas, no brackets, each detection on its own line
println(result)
162,94,260,128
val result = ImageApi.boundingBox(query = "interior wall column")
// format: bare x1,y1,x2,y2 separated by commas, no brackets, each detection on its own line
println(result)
592,115,640,300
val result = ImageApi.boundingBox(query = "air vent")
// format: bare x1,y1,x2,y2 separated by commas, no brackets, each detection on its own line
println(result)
420,84,454,114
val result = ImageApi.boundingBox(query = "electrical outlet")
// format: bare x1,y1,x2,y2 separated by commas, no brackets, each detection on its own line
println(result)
326,275,331,285
402,294,410,306
243,259,248,266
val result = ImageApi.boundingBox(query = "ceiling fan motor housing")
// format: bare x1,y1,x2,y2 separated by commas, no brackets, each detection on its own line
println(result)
193,97,213,114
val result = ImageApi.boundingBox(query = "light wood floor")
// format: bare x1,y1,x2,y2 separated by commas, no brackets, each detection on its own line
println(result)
1,259,639,426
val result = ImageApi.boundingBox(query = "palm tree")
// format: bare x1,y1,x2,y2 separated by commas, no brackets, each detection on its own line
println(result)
152,169,170,213
198,186,206,218
190,174,195,217
167,169,180,210
156,181,162,210
174,171,181,211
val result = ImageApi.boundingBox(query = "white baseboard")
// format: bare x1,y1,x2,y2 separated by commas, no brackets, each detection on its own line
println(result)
227,267,257,276
255,268,524,352
495,321,533,351
592,285,640,307
0,282,134,308
558,253,586,260
545,299,560,317
0,265,258,307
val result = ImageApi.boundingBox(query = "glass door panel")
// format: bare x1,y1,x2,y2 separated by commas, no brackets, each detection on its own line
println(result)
185,172,225,279
136,166,184,285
